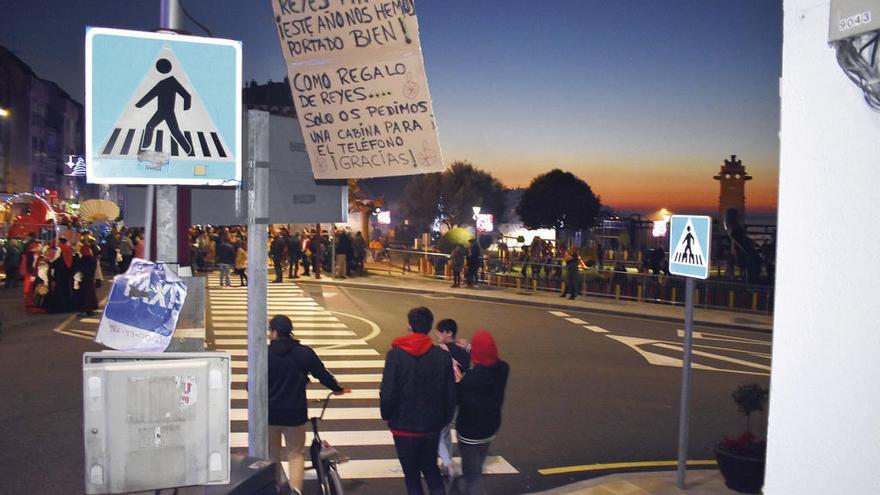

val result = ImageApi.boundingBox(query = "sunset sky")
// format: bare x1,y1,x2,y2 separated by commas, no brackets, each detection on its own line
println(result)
2,0,782,217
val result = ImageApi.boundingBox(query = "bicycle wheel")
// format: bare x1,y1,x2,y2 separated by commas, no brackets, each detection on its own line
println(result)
327,464,344,495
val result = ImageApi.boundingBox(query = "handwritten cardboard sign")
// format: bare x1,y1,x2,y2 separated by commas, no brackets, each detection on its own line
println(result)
272,0,444,179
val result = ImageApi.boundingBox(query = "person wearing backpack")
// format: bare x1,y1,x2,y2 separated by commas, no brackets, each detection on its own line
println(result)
456,330,509,495
267,315,349,494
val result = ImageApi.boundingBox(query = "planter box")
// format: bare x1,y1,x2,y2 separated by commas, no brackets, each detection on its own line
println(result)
714,446,765,494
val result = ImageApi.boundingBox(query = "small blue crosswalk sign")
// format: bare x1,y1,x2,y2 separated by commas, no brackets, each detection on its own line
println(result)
669,215,712,279
86,27,241,185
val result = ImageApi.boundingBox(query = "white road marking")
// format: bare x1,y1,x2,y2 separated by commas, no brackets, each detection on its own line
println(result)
654,343,772,371
230,373,381,384
213,329,355,336
210,315,339,322
231,388,378,400
565,317,589,325
290,457,519,479
215,338,367,346
213,322,346,329
231,360,386,370
548,311,570,317
676,329,772,346
225,348,379,357
229,406,383,421
585,325,609,333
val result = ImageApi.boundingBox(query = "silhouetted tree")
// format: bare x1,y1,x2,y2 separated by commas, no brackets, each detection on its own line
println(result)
516,169,601,238
397,162,507,232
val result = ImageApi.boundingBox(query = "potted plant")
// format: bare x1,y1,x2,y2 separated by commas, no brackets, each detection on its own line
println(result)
714,383,769,494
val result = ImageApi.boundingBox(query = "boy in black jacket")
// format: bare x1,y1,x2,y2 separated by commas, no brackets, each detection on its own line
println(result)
456,330,509,495
267,315,349,494
380,307,456,495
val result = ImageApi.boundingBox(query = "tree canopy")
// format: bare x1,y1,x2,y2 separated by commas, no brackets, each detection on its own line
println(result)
397,161,507,232
516,169,601,233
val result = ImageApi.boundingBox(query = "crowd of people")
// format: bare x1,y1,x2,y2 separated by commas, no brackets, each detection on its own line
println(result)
189,225,377,287
267,307,509,495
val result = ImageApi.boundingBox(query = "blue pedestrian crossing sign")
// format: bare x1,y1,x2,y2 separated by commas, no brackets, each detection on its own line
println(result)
669,215,712,279
86,28,241,185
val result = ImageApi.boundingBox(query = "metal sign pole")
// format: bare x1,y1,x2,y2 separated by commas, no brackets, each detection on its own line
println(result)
155,0,180,266
246,110,270,459
676,276,696,489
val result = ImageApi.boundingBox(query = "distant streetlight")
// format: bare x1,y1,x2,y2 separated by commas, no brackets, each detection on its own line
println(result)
660,208,672,223
0,108,9,118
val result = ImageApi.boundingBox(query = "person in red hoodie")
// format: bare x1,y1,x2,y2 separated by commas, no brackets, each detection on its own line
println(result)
456,330,509,495
380,306,456,495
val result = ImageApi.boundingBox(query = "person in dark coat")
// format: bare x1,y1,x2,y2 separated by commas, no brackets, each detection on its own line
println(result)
47,238,74,313
270,234,286,283
380,307,456,495
450,245,465,288
4,240,21,288
73,244,99,316
287,232,302,279
309,232,323,279
466,239,482,287
268,315,349,493
456,330,509,495
561,246,581,300
215,238,236,287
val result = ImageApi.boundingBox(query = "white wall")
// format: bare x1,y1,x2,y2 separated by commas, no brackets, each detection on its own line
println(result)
767,2,880,493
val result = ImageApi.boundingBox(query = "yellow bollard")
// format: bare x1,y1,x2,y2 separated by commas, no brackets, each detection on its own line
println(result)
615,284,621,299
637,285,643,302
516,278,522,290
624,251,629,261
671,287,677,303
532,279,538,291
752,292,759,311
728,291,735,309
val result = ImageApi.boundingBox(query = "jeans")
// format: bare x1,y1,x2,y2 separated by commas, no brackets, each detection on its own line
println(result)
392,433,445,495
218,263,231,286
268,422,308,493
288,256,299,277
272,256,283,282
459,441,491,495
438,423,454,471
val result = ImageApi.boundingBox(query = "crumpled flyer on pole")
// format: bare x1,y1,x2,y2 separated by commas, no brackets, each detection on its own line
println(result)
95,259,188,352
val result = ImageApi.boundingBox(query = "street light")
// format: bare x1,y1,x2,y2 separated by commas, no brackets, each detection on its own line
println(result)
0,108,9,118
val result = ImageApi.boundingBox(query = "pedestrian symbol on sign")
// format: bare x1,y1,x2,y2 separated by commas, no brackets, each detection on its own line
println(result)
673,220,704,266
668,215,711,280
98,46,230,169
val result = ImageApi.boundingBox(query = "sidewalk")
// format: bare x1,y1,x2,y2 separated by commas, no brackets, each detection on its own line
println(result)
526,470,739,495
298,265,773,332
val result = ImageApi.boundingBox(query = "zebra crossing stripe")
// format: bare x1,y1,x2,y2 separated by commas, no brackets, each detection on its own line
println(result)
215,338,367,346
211,316,339,322
549,311,570,317
214,329,355,336
585,325,609,334
230,406,382,421
231,360,385,370
230,389,379,400
290,457,519,479
231,429,457,448
230,373,381,384
213,322,346,329
210,310,331,316
565,317,589,325
225,348,379,357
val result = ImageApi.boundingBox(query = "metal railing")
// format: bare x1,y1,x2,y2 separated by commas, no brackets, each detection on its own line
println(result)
375,249,774,314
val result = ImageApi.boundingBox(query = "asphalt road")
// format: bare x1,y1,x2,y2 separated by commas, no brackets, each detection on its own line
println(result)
2,276,771,494
207,277,771,495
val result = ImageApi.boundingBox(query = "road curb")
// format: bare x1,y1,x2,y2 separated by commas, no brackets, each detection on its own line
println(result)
295,278,773,333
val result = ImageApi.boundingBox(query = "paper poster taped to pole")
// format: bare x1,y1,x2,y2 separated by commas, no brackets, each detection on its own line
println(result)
95,259,188,352
272,0,444,179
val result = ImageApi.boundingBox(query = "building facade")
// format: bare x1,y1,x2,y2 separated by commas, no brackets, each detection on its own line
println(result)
0,46,85,198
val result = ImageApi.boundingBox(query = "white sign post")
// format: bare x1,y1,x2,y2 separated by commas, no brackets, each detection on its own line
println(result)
272,1,444,179
668,215,712,489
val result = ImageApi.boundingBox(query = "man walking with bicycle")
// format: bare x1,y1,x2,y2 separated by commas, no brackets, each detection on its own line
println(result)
268,315,349,494
380,307,457,495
